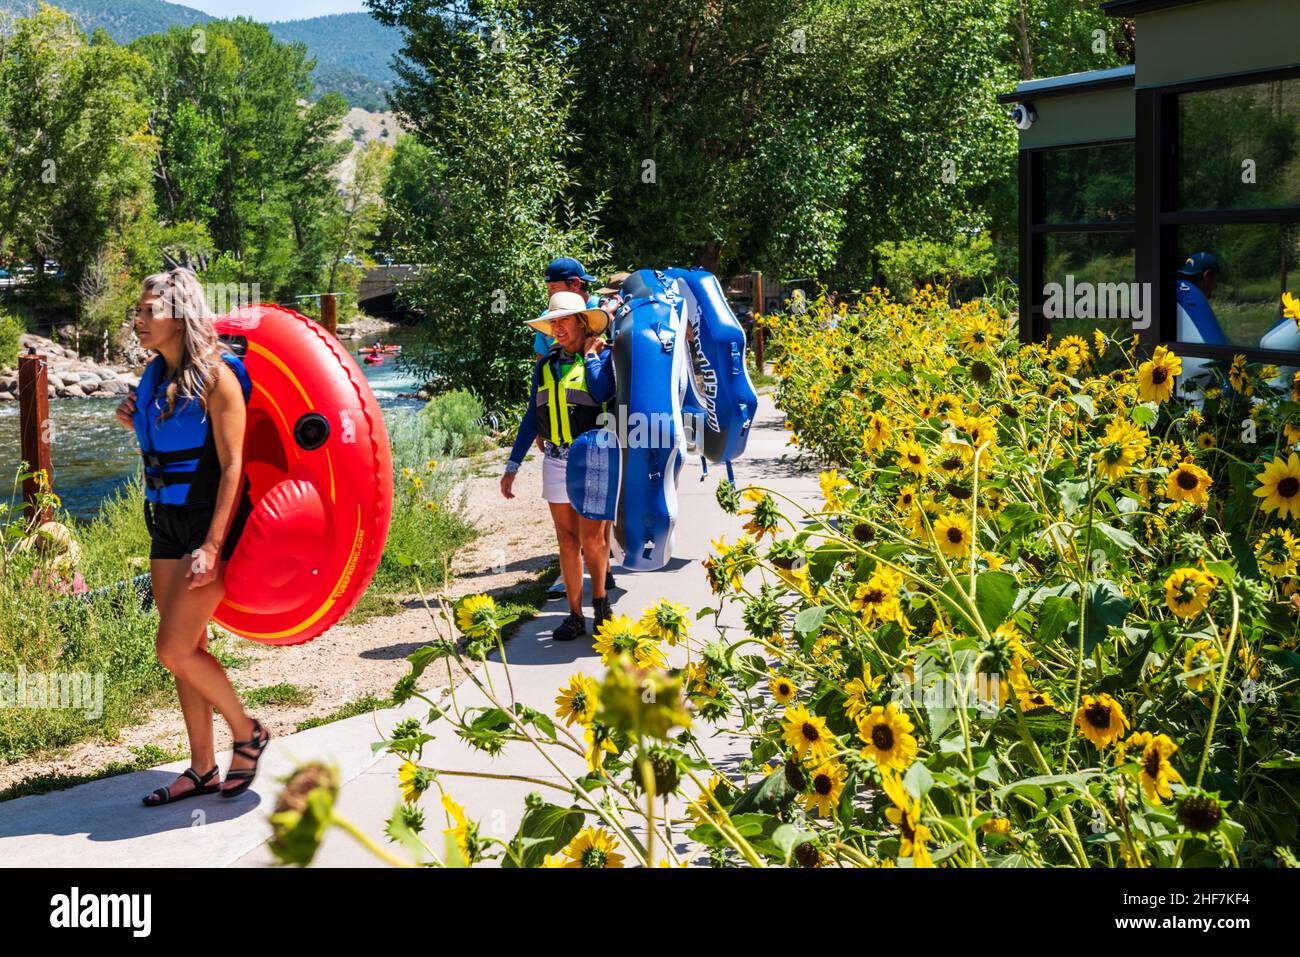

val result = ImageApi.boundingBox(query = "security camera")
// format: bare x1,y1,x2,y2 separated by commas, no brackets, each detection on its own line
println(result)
1010,103,1036,130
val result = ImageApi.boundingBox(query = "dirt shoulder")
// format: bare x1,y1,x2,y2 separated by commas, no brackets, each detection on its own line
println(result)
0,445,559,794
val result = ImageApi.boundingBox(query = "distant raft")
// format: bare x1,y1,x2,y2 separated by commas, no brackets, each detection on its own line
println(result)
212,304,394,646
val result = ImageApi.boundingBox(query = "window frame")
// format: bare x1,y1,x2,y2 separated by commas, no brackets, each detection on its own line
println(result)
1018,140,1137,343
1143,64,1300,364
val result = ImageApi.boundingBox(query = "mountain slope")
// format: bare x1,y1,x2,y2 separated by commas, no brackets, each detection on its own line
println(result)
0,0,399,109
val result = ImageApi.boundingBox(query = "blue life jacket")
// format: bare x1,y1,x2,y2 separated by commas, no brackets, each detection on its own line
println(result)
132,351,252,506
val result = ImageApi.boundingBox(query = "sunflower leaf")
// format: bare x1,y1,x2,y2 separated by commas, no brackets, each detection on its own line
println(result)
503,802,585,868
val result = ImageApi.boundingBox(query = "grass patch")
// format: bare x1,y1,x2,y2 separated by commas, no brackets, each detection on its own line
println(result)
495,567,558,643
295,694,394,732
240,683,313,708
342,590,406,626
0,743,187,803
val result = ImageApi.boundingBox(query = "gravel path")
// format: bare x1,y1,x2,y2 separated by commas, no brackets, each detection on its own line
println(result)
0,445,559,793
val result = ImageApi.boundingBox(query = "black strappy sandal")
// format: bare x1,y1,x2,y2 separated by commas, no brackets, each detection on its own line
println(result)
220,718,270,799
142,766,221,807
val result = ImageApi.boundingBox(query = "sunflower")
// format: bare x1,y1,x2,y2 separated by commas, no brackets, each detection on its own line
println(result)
1124,732,1184,804
782,704,837,763
1075,693,1129,748
1164,567,1215,619
441,793,481,865
583,722,619,774
1254,453,1300,520
819,469,852,511
851,564,906,627
593,614,645,665
896,439,930,476
1182,639,1222,693
455,594,499,640
556,826,625,868
959,315,1000,354
856,703,918,771
802,761,848,818
637,599,690,644
881,770,933,867
843,665,886,721
1136,345,1182,403
398,760,430,804
1094,418,1150,480
896,484,918,511
932,512,972,559
861,411,892,453
555,673,599,727
1255,528,1299,579
769,672,798,705
740,488,782,540
1165,460,1212,505
1285,291,1300,324
1228,354,1253,396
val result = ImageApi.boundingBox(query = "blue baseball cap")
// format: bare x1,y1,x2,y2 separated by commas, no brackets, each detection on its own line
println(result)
544,257,597,284
1177,252,1221,277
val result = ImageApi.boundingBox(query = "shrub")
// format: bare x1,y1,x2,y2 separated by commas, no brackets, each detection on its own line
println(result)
419,388,487,455
0,306,24,370
378,407,478,591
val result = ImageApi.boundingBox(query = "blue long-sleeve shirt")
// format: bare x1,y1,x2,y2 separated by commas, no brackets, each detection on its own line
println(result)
506,346,615,471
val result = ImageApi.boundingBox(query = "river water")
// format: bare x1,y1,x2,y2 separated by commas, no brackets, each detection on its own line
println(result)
0,327,426,523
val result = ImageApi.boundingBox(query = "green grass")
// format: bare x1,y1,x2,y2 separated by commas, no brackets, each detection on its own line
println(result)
342,591,406,625
0,743,186,803
496,568,558,642
295,694,394,732
240,683,313,708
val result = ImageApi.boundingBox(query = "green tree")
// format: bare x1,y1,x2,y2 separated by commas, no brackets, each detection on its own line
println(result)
379,4,606,407
0,5,156,349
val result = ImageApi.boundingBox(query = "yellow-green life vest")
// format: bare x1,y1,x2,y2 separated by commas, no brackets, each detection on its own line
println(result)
536,352,603,444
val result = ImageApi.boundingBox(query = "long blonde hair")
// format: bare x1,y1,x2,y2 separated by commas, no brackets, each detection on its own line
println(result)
140,268,229,423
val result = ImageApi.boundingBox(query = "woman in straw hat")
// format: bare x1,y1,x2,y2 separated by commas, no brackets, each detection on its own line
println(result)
501,290,616,642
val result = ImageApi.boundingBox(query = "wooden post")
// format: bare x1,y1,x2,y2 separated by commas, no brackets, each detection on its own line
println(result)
752,271,765,373
18,348,53,525
320,293,338,338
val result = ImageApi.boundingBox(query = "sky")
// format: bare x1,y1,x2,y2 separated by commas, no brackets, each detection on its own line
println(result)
180,0,370,21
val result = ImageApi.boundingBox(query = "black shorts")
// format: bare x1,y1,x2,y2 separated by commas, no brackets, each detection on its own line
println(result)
144,486,254,561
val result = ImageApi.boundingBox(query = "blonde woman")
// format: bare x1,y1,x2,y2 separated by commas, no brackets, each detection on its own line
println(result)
113,268,270,805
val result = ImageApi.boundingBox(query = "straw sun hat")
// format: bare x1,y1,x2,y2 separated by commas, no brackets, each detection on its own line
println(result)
525,290,610,337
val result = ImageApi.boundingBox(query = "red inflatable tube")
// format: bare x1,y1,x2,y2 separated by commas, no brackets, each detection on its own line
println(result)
211,304,393,646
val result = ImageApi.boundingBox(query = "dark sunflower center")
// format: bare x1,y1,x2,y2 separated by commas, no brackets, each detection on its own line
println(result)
1279,476,1300,498
946,527,964,544
1085,702,1112,729
814,774,833,795
802,722,821,743
1177,469,1199,491
1152,368,1168,385
863,588,884,605
908,453,921,464
871,724,895,751
1143,749,1162,779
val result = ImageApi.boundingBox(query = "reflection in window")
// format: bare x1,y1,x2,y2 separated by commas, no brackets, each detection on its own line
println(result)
1179,79,1300,211
1042,232,1138,340
1042,143,1136,224
1176,223,1300,347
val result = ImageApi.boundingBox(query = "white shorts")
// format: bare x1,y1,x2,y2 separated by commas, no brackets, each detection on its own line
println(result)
541,453,570,505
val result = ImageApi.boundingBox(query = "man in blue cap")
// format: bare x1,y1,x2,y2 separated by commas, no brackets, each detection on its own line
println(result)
535,257,617,597
1175,251,1226,396
1176,252,1224,341
535,257,601,358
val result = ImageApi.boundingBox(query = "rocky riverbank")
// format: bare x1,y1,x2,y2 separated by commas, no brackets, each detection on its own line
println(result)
0,334,140,401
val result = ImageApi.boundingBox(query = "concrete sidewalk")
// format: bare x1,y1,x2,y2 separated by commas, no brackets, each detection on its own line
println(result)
0,395,819,867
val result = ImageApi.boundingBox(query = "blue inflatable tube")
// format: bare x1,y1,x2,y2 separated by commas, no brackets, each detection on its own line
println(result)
566,269,688,570
663,267,758,464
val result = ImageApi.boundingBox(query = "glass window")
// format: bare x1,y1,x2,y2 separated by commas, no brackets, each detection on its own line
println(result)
1042,232,1138,341
1174,223,1300,348
1179,78,1300,211
1042,143,1136,224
